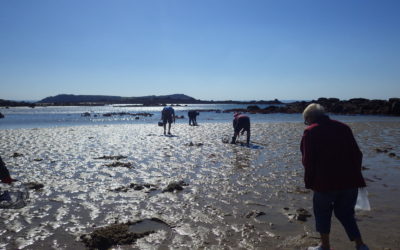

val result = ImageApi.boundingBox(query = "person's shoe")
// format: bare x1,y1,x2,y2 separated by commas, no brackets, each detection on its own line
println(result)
307,246,332,250
356,245,369,250
168,132,171,135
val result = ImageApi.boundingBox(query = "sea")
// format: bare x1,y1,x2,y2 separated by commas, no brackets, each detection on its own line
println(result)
1,104,400,129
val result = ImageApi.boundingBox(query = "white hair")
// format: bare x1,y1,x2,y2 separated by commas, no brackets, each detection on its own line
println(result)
303,103,326,124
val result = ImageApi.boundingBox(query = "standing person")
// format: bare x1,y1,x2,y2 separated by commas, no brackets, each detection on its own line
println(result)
161,106,175,135
231,113,250,146
188,110,199,126
300,103,369,250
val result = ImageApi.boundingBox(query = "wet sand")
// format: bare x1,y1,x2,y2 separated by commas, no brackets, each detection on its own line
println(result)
0,122,399,249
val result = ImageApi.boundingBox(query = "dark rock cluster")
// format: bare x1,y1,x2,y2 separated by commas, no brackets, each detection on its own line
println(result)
162,180,188,193
111,183,157,192
80,223,153,250
104,162,133,169
0,99,35,108
81,218,170,249
94,155,127,160
102,112,153,117
225,98,400,116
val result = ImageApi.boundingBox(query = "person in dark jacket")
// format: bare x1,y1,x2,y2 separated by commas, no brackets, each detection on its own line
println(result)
188,110,199,126
161,106,175,135
0,156,16,184
301,103,369,250
231,113,250,146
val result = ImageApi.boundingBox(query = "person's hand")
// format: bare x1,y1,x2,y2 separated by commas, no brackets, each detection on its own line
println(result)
1,177,17,184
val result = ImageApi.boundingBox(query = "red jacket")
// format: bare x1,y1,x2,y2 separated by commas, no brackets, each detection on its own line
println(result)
300,116,366,192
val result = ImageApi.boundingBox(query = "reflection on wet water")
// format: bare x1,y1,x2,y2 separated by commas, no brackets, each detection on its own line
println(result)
0,121,399,249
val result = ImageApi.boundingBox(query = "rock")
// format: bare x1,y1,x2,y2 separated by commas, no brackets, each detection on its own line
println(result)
186,142,204,147
295,208,312,222
81,112,91,117
111,183,157,192
25,182,44,190
102,112,153,117
104,162,133,169
245,210,266,218
11,152,24,158
162,181,188,193
247,105,261,111
389,98,400,115
94,155,127,160
80,223,153,250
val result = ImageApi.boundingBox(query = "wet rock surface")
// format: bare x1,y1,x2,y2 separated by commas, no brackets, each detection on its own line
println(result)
80,223,153,250
104,162,133,169
1,122,400,249
111,183,157,192
11,152,24,158
245,210,266,218
94,155,127,160
283,207,312,222
102,112,153,117
162,181,188,193
24,182,45,190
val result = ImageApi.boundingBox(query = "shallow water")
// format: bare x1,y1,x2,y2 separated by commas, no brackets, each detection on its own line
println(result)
0,121,399,249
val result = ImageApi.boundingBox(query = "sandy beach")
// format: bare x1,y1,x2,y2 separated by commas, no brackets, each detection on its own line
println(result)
1,121,399,249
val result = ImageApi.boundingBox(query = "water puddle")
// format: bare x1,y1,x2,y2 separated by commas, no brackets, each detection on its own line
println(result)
128,218,171,234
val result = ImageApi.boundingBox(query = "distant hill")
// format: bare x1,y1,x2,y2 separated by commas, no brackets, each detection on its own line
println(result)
37,94,199,105
36,94,284,106
0,99,36,108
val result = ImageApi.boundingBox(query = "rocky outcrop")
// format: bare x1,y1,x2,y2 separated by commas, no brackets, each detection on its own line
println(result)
0,99,35,108
224,98,400,116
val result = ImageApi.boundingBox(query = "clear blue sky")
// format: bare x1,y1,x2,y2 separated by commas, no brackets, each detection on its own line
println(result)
1,0,399,101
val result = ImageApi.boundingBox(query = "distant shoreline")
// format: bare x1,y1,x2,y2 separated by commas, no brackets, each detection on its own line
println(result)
1,95,400,116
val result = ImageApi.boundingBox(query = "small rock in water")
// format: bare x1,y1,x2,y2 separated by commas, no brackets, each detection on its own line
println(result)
11,152,24,158
24,182,44,190
295,208,312,222
104,162,133,169
94,155,127,160
245,210,266,218
80,223,153,249
162,181,188,193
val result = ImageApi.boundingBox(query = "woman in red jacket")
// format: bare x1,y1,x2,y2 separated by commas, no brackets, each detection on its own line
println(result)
301,103,369,250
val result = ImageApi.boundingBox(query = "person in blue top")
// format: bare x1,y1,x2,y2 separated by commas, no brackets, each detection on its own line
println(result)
161,106,175,135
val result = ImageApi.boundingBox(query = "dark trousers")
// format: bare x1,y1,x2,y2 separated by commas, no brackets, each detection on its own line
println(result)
313,188,361,241
0,156,11,180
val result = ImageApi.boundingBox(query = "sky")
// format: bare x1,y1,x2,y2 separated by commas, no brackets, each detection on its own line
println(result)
0,0,399,101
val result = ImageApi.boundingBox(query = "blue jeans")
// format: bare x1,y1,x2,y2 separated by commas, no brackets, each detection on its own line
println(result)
313,188,361,241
